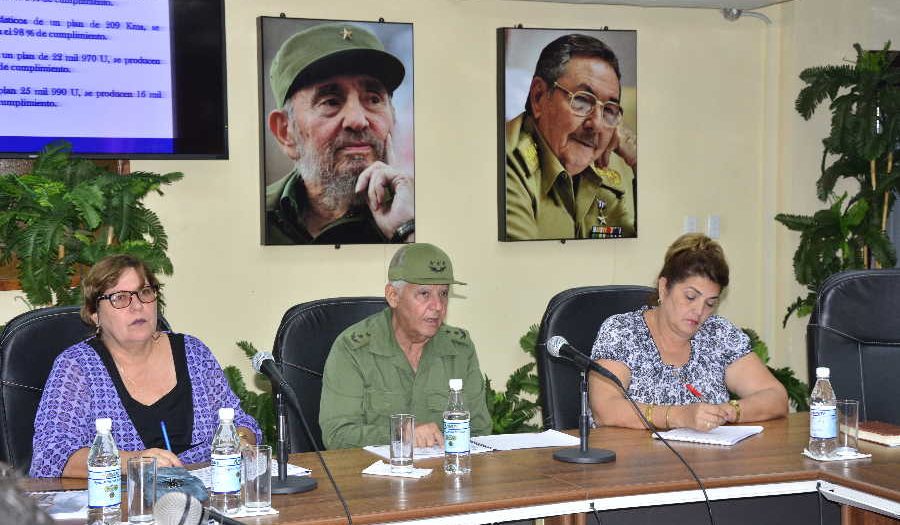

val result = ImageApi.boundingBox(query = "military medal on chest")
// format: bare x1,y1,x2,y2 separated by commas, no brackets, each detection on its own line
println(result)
590,198,623,239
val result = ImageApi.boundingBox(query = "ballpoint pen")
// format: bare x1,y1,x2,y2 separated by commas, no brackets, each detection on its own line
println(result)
685,383,707,403
160,421,172,452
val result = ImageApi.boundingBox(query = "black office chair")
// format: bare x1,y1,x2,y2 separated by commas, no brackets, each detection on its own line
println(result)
807,269,900,425
536,285,654,431
272,297,388,452
0,305,170,472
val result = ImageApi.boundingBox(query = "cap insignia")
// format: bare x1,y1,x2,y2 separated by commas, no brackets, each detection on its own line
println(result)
429,260,447,273
340,27,353,40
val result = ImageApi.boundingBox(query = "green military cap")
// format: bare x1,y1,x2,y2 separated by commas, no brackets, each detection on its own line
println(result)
388,243,466,285
270,22,406,105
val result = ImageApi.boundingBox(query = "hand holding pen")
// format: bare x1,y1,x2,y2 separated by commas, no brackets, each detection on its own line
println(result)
681,383,731,431
118,421,183,468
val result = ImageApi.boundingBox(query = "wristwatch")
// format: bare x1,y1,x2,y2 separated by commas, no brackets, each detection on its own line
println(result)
729,399,742,423
391,219,415,243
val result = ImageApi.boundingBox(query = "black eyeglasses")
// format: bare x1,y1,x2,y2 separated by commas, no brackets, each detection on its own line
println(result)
553,82,623,127
97,285,159,309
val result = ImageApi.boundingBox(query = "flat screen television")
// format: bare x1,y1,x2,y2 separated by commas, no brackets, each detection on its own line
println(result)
0,0,227,159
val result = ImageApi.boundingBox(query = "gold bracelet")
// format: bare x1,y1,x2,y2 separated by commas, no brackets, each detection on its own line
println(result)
644,404,655,428
729,399,742,423
665,406,672,429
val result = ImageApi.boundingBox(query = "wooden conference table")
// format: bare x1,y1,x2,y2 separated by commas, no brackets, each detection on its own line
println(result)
25,413,900,525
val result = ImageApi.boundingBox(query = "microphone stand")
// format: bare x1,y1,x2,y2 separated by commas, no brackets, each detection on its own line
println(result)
553,369,616,464
270,384,318,494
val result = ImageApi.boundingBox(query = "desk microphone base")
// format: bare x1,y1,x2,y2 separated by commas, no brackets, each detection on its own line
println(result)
553,448,616,464
271,475,318,494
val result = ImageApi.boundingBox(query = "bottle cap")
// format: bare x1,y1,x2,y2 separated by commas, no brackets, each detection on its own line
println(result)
218,407,235,421
815,366,830,378
449,378,463,391
95,417,112,433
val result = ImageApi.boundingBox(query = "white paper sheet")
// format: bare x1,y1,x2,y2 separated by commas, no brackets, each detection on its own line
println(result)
471,429,580,451
364,441,493,460
653,425,764,446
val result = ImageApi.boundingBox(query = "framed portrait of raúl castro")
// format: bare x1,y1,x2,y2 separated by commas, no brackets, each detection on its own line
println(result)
498,27,637,242
259,17,415,246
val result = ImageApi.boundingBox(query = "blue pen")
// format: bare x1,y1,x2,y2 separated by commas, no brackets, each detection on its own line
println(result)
160,421,172,451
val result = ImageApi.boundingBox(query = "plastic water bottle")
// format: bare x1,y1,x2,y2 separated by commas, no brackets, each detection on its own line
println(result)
87,417,121,525
210,407,242,514
443,378,471,474
808,366,837,459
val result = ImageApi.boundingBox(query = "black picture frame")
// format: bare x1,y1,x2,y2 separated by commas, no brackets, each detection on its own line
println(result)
258,17,415,246
498,27,638,242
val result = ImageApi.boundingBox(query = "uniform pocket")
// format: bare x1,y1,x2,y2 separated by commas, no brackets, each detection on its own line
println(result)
366,390,408,416
425,390,448,412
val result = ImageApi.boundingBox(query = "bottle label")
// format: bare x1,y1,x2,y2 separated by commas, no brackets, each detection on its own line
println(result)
810,405,837,438
444,419,470,453
88,464,121,508
211,453,241,493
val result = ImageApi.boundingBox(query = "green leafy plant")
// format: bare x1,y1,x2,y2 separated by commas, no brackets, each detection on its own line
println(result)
0,141,182,306
485,324,541,433
741,328,809,411
775,42,900,325
223,341,276,447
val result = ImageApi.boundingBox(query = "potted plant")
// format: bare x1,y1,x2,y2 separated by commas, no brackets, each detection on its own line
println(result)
486,325,541,434
775,42,900,325
0,141,182,306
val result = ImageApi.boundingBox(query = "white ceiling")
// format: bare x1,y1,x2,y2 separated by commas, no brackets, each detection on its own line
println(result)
510,0,791,9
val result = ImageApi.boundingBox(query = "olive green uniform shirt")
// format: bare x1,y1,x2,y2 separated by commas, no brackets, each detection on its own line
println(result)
505,113,636,241
265,169,387,245
320,308,492,449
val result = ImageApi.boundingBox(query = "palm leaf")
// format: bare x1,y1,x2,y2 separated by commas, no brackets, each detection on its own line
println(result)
795,64,856,120
0,140,181,306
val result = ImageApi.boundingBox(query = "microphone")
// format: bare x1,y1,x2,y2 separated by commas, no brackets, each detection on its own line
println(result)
250,351,355,523
546,336,716,525
546,335,624,390
250,351,318,495
153,492,203,525
152,492,245,525
544,335,616,464
251,351,289,389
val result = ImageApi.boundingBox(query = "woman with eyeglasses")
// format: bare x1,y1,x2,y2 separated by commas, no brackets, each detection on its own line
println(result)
29,254,260,478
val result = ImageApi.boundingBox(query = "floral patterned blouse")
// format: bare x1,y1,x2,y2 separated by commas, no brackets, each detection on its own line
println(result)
590,306,749,405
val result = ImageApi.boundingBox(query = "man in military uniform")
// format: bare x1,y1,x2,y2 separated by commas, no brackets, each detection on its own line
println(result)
319,243,491,449
265,23,415,245
505,33,637,241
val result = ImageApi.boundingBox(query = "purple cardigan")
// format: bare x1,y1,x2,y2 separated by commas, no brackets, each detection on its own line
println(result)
29,333,261,478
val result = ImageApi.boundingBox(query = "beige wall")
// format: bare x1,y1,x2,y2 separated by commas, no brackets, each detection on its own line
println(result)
1,0,896,390
772,0,900,381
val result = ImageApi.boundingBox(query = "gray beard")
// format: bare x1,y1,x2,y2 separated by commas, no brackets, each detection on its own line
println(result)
294,130,387,213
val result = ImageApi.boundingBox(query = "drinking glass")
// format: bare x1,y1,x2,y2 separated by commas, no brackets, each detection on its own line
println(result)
242,445,272,512
833,399,859,458
390,414,415,473
126,456,156,524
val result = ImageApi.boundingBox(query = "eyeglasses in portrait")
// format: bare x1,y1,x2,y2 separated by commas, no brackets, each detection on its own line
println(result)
498,27,637,242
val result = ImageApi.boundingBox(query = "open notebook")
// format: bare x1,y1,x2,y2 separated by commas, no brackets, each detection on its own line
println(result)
652,425,764,446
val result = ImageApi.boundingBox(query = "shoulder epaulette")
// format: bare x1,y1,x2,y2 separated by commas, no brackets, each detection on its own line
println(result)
441,326,470,344
519,130,540,174
345,329,373,350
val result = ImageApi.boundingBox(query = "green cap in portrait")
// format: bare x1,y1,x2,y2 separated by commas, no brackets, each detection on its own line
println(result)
269,22,406,105
388,243,466,285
